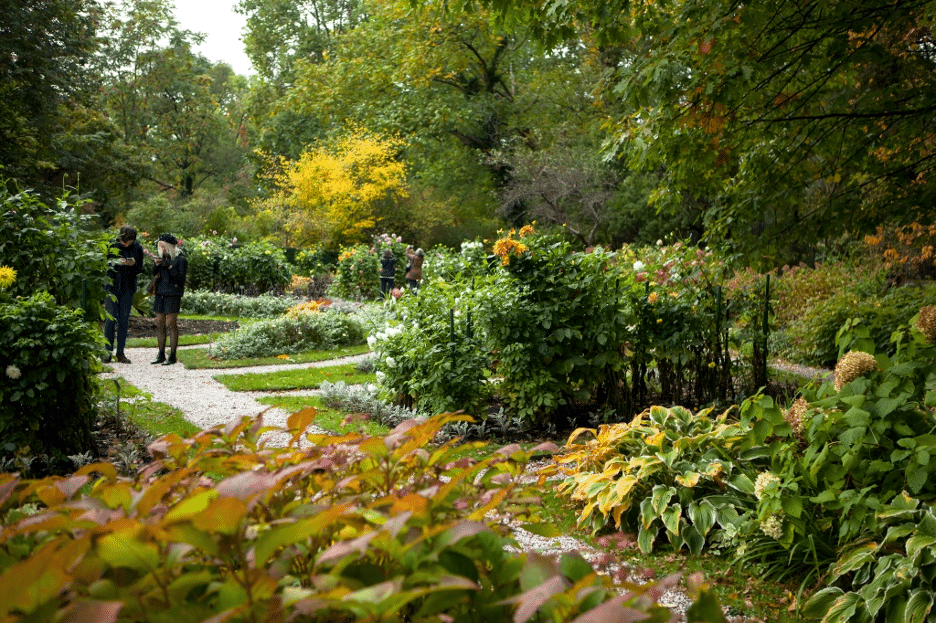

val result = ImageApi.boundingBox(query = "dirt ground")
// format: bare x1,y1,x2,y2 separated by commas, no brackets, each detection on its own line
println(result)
126,315,239,339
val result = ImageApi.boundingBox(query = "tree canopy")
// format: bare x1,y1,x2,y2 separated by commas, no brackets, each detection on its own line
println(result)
480,0,936,258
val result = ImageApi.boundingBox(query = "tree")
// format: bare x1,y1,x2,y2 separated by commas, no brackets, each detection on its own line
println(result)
482,0,936,261
256,129,408,247
0,0,137,198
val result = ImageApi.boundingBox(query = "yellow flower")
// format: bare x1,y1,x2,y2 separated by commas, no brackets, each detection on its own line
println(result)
285,301,321,318
648,292,659,304
0,266,16,290
518,224,535,238
657,318,663,323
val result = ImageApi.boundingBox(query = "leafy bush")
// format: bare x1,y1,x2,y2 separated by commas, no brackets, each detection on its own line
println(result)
212,310,366,359
0,414,687,622
0,293,101,466
556,306,936,622
185,236,292,293
779,283,936,366
319,380,428,430
181,290,301,318
330,244,380,300
371,280,492,416
0,187,111,313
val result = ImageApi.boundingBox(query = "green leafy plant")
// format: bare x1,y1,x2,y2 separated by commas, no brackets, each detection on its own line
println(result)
0,187,111,314
556,404,751,554
212,310,366,360
0,293,102,467
181,290,301,318
0,413,683,622
331,244,380,300
185,236,292,294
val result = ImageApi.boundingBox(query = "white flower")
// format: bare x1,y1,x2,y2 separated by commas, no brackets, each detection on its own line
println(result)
366,383,377,393
376,371,386,384
754,471,781,500
760,515,784,540
656,239,663,246
5,365,21,380
385,356,397,369
633,261,645,272
367,335,377,349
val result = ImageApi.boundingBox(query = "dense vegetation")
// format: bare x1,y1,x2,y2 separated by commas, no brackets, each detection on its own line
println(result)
3,0,936,621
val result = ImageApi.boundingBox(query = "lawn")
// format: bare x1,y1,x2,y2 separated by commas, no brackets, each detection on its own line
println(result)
100,377,200,439
179,344,371,369
254,395,391,437
214,362,374,391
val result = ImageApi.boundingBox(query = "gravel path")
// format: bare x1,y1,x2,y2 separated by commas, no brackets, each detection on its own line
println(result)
99,346,371,446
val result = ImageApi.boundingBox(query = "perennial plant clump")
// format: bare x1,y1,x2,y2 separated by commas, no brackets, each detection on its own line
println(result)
212,310,366,359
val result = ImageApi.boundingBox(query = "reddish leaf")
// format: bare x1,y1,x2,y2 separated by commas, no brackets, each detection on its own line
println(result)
572,596,652,623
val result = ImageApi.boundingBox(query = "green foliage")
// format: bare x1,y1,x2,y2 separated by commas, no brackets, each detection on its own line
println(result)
181,290,300,318
331,245,380,300
184,236,292,293
212,310,366,359
802,494,936,623
0,293,101,464
0,414,675,622
371,280,491,416
557,405,750,552
781,283,936,366
0,188,111,312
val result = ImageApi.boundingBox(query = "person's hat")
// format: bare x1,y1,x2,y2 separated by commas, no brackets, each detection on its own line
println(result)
158,233,178,245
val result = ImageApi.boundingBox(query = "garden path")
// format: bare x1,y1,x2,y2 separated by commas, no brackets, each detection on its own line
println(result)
99,346,371,447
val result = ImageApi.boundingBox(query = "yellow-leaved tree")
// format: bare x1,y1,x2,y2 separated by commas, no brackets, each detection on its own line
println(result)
257,128,408,247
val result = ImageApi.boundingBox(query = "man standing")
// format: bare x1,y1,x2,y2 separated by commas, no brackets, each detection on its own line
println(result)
103,226,144,363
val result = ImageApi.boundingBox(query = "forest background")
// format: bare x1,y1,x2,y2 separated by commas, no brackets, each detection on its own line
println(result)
3,0,934,264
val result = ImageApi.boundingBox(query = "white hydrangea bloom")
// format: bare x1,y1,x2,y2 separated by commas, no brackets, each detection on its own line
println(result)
385,356,397,369
376,371,386,384
633,261,645,272
754,471,781,500
5,365,21,380
367,335,377,349
760,515,784,540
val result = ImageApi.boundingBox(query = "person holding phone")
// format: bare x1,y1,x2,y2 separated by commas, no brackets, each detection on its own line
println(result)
151,233,188,366
103,226,144,364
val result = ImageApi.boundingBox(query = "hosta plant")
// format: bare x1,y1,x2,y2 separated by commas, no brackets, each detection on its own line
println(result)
0,413,691,622
555,404,753,554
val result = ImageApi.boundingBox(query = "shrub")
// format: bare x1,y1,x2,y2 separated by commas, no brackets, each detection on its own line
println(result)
779,283,936,366
0,187,111,314
212,310,366,359
181,290,300,318
371,280,492,416
0,414,687,622
330,244,380,300
0,293,101,466
185,236,292,293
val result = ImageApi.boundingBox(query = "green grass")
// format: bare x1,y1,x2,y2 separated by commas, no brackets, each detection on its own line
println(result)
215,363,374,391
101,377,200,438
126,333,227,349
178,343,371,369
254,395,391,437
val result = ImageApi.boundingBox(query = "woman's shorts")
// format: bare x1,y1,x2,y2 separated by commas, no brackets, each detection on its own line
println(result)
154,295,182,314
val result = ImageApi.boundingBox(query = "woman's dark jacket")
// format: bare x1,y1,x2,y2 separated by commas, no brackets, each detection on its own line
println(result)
380,255,397,278
153,254,188,297
107,240,144,294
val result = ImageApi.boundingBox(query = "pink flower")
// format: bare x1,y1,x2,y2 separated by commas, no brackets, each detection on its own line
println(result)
635,272,647,282
359,270,363,274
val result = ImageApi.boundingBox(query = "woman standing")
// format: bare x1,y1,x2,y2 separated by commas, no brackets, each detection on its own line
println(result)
151,233,188,366
405,246,424,293
379,249,397,296
103,226,144,363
